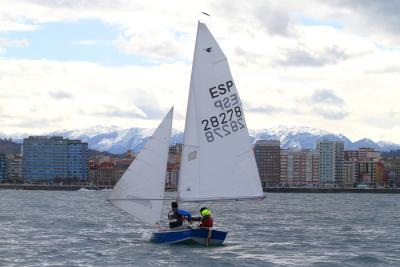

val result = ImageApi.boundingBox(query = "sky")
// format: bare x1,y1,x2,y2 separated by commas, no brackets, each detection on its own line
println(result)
0,0,400,143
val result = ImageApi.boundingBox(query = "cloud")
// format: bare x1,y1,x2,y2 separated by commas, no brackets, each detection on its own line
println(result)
0,58,188,134
252,2,292,36
114,30,191,62
365,65,400,75
72,40,101,45
0,39,29,54
308,89,348,120
211,0,295,37
91,105,146,119
244,99,306,117
313,107,348,120
49,90,74,100
0,107,12,119
0,22,39,32
278,46,349,67
28,0,116,9
0,1,400,143
136,104,167,120
247,105,285,114
363,113,400,129
7,117,62,129
0,111,13,119
321,0,400,44
310,89,345,105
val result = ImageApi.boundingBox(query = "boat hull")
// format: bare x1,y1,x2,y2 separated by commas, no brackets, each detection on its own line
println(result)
150,228,227,245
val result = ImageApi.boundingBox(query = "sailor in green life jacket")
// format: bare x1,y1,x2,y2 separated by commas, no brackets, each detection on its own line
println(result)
193,207,214,228
168,201,192,228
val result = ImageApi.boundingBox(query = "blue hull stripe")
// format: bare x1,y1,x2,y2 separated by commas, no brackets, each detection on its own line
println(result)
151,228,227,245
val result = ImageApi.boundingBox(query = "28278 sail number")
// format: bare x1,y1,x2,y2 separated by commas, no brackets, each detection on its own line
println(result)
201,106,245,142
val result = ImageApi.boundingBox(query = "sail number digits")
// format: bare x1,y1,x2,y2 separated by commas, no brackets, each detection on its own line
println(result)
201,106,245,142
201,80,246,143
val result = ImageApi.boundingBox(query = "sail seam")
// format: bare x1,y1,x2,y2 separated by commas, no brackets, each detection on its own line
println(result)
177,196,265,202
108,197,177,201
213,57,227,65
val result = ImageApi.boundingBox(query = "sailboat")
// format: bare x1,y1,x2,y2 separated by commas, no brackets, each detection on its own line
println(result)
108,21,264,245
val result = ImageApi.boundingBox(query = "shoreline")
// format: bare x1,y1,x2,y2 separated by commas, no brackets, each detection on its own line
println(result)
263,188,400,193
0,184,107,191
0,184,399,193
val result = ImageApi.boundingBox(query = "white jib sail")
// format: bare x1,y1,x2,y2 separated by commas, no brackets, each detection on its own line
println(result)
108,107,173,226
178,22,264,201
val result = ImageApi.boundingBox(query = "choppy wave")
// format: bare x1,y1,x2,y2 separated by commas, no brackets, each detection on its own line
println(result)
1,191,400,266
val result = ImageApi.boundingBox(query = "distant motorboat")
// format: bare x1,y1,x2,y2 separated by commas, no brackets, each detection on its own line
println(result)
78,186,112,192
100,188,112,192
78,187,97,192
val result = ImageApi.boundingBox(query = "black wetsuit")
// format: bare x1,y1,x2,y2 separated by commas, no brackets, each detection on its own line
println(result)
168,208,192,228
168,210,183,228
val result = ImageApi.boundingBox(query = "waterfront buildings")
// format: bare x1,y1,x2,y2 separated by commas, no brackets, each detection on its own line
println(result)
255,140,281,188
88,151,135,186
87,145,183,189
383,156,400,187
166,144,182,189
278,145,390,189
0,154,5,182
343,160,356,188
357,161,377,187
280,149,319,187
23,136,67,182
89,161,120,186
22,136,88,183
6,154,22,183
2,133,397,189
316,140,344,188
376,162,384,187
67,140,89,181
345,147,382,162
356,160,384,188
345,147,383,188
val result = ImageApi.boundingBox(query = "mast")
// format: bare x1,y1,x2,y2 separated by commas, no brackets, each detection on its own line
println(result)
177,22,202,201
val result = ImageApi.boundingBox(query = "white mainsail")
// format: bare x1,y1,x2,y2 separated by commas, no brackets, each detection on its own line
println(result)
108,107,173,226
178,22,264,201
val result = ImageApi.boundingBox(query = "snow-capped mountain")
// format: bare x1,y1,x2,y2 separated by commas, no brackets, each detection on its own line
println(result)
377,141,400,152
3,125,400,153
352,138,381,151
45,126,154,154
249,126,353,150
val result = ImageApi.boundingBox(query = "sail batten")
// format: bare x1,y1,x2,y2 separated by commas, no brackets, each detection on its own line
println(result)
108,107,173,226
178,22,263,202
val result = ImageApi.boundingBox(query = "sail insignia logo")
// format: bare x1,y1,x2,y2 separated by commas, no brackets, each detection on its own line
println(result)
204,47,212,53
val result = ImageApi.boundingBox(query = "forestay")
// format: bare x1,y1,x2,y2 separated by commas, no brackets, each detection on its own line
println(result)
108,107,173,226
178,22,263,201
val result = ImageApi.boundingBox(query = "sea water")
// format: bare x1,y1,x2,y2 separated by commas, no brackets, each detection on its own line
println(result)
1,190,400,267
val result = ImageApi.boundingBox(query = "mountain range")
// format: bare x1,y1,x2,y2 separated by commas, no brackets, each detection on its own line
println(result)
2,125,399,154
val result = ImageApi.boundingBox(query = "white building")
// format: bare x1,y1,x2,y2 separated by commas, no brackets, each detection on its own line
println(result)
316,140,344,188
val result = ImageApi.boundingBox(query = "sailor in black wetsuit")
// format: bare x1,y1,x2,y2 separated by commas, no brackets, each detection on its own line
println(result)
168,201,192,228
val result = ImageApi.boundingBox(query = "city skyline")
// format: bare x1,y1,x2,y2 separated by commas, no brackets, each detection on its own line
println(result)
1,1,400,143
2,135,398,188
